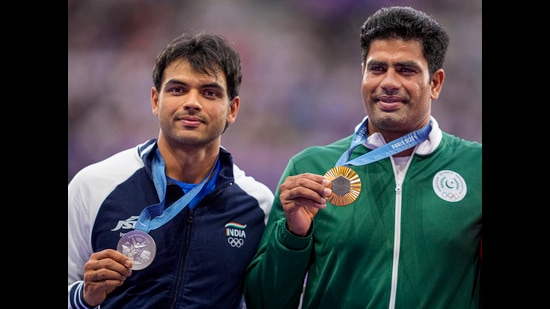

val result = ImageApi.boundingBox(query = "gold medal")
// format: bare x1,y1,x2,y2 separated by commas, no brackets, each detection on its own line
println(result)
324,166,361,206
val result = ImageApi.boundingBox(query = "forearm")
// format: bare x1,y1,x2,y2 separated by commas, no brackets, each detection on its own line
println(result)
244,219,312,309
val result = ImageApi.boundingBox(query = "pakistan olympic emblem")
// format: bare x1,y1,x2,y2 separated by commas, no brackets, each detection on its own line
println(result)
432,170,467,202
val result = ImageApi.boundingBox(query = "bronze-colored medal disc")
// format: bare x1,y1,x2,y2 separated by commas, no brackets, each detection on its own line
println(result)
324,166,361,206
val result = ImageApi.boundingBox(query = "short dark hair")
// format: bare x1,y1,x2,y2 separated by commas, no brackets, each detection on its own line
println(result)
360,6,449,77
152,32,243,100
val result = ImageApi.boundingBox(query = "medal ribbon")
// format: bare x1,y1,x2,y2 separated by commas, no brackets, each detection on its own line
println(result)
335,117,431,166
135,148,219,233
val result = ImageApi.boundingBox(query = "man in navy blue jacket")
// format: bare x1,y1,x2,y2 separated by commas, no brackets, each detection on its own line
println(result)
68,32,274,309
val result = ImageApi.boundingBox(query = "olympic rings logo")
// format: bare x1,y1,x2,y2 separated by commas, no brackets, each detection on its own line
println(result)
441,192,460,201
227,237,244,247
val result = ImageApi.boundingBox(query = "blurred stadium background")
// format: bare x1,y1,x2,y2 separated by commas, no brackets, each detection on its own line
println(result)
68,0,482,192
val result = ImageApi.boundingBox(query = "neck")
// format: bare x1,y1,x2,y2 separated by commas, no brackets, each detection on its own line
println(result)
157,139,220,184
393,148,415,157
365,122,428,157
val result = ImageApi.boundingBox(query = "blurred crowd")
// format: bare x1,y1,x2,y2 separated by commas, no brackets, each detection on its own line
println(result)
68,0,482,191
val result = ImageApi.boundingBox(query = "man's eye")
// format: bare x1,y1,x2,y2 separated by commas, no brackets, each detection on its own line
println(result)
369,66,385,72
204,90,217,97
398,67,416,75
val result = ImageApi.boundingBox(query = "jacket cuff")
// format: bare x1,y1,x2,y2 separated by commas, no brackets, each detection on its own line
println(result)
69,281,99,309
276,219,312,251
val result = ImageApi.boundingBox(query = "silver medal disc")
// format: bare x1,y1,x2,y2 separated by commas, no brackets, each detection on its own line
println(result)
117,230,156,270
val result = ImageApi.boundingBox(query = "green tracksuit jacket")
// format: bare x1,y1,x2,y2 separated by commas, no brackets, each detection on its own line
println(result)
244,122,482,309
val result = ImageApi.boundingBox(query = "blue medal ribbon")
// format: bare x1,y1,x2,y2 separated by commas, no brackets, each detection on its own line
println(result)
135,148,219,233
335,117,431,167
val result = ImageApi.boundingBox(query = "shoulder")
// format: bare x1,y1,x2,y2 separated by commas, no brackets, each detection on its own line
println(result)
416,118,481,158
274,135,355,180
291,135,354,163
232,163,274,222
68,144,148,206
434,132,482,171
232,163,274,199
70,146,144,184
440,132,482,152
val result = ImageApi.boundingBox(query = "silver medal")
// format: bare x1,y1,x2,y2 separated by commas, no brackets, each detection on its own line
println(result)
117,230,156,270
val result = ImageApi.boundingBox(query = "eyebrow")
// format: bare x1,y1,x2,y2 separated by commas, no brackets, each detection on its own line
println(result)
366,59,419,67
164,79,225,91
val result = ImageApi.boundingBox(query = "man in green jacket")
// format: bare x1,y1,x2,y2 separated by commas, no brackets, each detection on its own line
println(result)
244,6,481,309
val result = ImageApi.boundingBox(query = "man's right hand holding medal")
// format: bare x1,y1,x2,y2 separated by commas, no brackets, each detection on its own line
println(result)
82,249,133,307
278,173,332,237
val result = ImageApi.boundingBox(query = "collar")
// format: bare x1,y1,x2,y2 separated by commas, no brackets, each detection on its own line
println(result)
358,115,442,155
